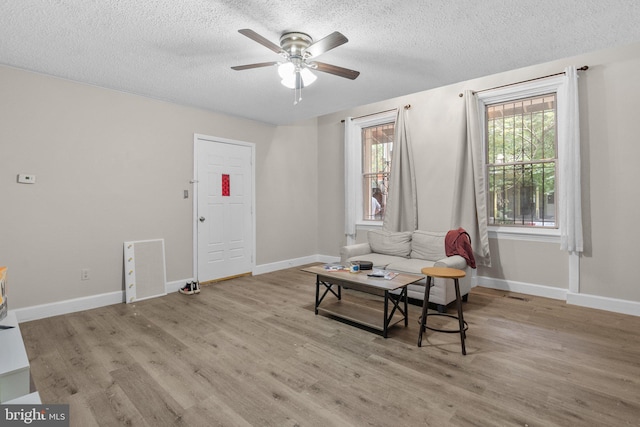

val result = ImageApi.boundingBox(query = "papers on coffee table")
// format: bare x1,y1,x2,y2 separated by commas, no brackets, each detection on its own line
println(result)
322,263,346,271
367,269,398,280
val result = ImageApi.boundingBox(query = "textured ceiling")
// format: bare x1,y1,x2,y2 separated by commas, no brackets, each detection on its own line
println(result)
1,1,640,125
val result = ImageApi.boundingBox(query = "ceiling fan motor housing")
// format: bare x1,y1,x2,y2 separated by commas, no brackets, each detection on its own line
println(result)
279,32,313,58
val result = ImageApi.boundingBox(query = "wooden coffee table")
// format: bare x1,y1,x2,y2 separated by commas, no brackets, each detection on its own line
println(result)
303,265,423,338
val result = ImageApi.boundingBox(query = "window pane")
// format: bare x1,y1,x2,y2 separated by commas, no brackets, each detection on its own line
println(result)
363,173,389,220
487,162,555,226
486,94,557,228
362,124,393,174
362,123,393,221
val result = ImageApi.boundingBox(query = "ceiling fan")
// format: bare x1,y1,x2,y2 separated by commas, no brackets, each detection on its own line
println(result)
231,29,360,103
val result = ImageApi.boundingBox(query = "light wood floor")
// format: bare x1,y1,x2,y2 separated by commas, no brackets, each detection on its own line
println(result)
20,265,640,426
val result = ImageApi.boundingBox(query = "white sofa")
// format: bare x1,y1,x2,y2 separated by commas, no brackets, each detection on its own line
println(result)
340,229,471,312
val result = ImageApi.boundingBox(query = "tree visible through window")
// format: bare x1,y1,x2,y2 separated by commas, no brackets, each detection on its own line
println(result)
362,123,394,221
486,94,557,227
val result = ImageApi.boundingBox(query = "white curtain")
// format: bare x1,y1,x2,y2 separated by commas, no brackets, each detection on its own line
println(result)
344,117,359,244
383,107,417,232
451,90,491,267
558,66,583,253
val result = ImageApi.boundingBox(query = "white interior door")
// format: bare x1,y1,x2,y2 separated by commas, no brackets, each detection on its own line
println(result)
196,137,254,282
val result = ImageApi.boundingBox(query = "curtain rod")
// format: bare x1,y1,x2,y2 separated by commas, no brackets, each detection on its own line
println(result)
341,104,411,123
458,65,589,97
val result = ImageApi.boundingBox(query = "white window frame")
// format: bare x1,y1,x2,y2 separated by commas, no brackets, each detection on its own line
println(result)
478,76,566,243
347,110,396,229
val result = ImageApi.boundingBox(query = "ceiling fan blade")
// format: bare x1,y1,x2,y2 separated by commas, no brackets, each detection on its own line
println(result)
231,61,278,71
312,61,360,80
305,31,348,57
238,29,283,54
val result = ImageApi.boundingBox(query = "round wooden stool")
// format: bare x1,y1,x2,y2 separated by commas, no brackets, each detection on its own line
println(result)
418,266,468,355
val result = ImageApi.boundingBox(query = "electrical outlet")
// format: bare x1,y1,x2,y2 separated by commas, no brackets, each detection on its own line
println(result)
81,268,90,280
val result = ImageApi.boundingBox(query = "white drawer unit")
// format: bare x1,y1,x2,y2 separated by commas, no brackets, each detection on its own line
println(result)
0,311,31,403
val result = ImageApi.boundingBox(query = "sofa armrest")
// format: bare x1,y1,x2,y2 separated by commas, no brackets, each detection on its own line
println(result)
340,243,372,264
434,255,467,270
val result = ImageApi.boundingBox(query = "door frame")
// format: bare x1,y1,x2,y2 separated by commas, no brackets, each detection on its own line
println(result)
192,133,256,281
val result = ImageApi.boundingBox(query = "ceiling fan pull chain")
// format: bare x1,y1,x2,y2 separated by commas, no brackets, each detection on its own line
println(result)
294,70,302,105
294,86,302,104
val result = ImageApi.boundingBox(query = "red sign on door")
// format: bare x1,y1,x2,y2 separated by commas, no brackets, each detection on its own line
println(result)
222,174,230,196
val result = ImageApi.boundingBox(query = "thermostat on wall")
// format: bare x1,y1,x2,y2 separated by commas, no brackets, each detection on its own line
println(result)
17,174,36,184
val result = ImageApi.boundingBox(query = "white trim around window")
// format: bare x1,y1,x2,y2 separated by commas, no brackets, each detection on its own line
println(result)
477,75,565,242
488,226,560,243
346,110,397,231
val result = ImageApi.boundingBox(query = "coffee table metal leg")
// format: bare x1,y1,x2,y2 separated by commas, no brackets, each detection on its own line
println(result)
315,276,342,315
383,290,389,338
454,278,467,355
418,276,432,347
315,276,320,315
403,287,408,327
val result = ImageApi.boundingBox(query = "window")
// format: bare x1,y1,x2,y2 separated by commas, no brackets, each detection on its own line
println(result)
362,123,394,221
478,74,568,238
344,110,396,233
486,94,557,228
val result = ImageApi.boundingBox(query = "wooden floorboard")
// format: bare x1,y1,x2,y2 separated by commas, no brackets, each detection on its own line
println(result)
19,265,640,426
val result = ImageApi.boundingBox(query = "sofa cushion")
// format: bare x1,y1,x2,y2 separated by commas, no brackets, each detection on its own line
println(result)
368,230,412,258
410,230,446,261
387,258,437,274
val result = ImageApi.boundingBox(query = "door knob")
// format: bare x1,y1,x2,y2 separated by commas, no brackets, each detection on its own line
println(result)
199,216,205,222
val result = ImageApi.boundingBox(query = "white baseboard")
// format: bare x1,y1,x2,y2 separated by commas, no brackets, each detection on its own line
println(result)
477,276,568,301
478,275,640,317
166,279,192,294
13,291,125,323
253,254,339,275
567,292,640,317
13,279,189,323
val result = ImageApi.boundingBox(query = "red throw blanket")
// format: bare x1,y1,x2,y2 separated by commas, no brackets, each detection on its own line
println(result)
445,228,476,268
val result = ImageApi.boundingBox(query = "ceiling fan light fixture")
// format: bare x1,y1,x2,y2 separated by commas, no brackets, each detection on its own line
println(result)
278,63,317,89
277,62,294,79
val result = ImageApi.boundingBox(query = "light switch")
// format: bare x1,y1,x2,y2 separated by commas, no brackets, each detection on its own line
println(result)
17,174,36,184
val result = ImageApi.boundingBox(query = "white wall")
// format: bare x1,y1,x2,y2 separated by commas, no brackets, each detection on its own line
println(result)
317,42,640,309
256,119,319,265
0,65,319,311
